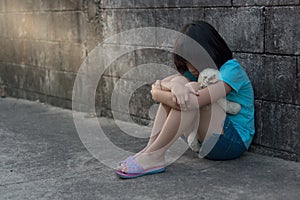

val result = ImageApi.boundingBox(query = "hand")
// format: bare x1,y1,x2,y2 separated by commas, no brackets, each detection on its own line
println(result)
151,83,161,102
170,83,194,110
184,82,200,95
152,80,162,90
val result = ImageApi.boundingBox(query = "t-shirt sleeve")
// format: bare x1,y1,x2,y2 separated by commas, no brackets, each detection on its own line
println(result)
218,62,245,93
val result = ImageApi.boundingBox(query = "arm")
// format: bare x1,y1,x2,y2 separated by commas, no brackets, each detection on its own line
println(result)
151,87,181,110
151,81,232,111
161,74,181,82
152,75,199,110
154,74,187,91
194,81,232,108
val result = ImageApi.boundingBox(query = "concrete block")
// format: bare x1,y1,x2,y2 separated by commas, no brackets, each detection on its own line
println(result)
156,8,205,31
32,13,48,40
60,43,86,72
233,0,299,6
38,0,60,11
29,41,48,67
134,48,176,81
121,9,156,46
86,22,102,51
4,0,22,12
22,41,82,72
205,7,264,53
252,100,263,145
262,55,298,104
46,96,72,109
0,63,8,84
97,75,154,120
103,50,135,78
7,87,45,102
0,0,6,12
0,38,18,63
15,39,32,65
298,57,300,104
96,75,116,111
47,12,56,41
14,13,31,39
100,0,156,8
101,10,117,40
154,0,232,7
6,14,20,38
22,0,35,11
135,48,174,68
265,7,300,55
234,53,298,104
101,9,155,45
259,101,300,154
8,12,47,40
0,39,4,62
23,13,34,39
51,12,86,42
87,0,97,20
60,0,84,10
48,70,76,100
40,42,62,69
297,56,300,78
233,53,263,101
249,144,299,162
0,64,48,94
155,8,205,48
0,15,8,37
3,0,52,12
129,84,154,120
23,67,48,94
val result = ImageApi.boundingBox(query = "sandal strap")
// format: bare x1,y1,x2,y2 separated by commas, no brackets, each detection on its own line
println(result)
123,157,144,174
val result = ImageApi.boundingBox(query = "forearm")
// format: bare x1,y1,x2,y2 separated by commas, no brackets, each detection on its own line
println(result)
151,88,200,111
161,74,181,83
151,81,231,111
151,89,181,110
196,81,232,107
160,75,189,91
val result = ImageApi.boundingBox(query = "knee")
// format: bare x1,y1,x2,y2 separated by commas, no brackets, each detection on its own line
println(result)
171,75,189,85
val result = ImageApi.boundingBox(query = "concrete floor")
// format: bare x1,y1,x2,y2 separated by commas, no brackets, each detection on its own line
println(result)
1,97,300,200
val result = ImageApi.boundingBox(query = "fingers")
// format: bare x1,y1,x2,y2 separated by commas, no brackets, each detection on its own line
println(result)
155,80,162,89
171,93,177,103
189,87,197,94
174,95,188,111
152,80,161,90
184,94,189,102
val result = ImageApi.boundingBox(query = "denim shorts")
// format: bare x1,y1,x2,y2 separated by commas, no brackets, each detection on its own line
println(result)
199,116,247,160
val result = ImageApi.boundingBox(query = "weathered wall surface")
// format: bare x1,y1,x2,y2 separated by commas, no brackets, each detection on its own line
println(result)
0,0,299,161
0,0,98,108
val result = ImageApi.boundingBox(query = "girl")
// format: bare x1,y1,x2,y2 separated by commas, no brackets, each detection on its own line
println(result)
116,21,255,179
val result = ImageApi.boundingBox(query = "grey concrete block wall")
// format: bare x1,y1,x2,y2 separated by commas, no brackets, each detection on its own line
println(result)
0,0,299,161
96,0,300,161
0,0,89,109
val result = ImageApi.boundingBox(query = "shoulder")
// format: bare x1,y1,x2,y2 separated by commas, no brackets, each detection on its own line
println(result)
219,59,241,72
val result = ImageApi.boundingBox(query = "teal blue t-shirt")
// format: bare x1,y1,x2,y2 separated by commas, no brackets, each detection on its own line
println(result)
218,59,255,149
183,70,198,82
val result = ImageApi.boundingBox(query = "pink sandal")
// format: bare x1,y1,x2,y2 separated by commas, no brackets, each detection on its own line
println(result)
115,156,165,179
117,156,135,168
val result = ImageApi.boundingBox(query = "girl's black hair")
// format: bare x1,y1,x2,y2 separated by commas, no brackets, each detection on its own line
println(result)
174,21,233,74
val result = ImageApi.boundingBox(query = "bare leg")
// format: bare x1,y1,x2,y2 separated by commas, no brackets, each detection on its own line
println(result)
133,102,226,170
197,102,226,142
133,108,199,170
134,103,171,157
136,75,189,154
117,76,189,170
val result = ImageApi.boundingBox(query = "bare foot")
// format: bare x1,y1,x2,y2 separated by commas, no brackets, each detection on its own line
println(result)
135,152,166,170
118,152,166,173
